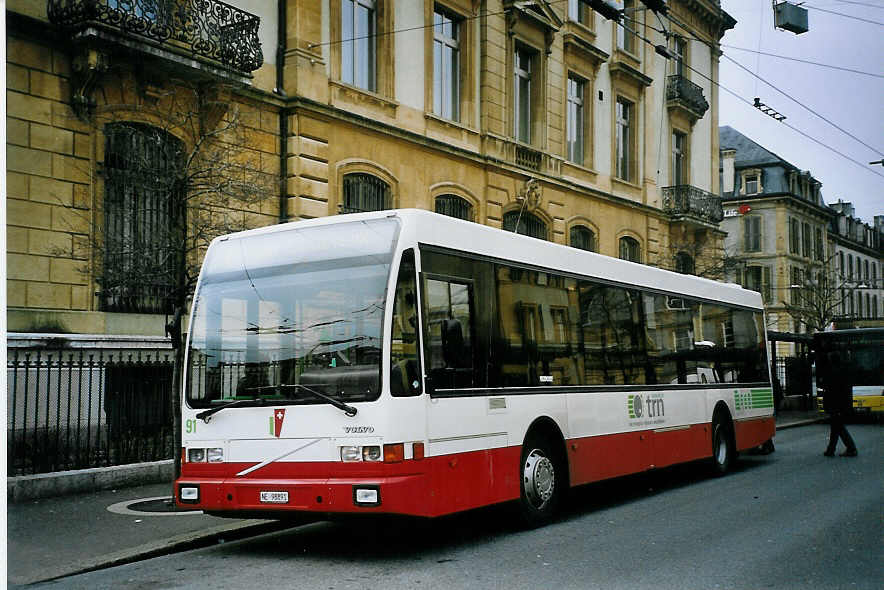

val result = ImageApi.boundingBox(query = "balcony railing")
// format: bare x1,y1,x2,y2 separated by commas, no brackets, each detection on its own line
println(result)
666,75,709,120
662,184,724,224
48,0,263,73
515,145,542,171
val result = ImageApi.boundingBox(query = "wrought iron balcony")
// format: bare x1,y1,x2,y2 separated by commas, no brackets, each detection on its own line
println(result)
666,75,709,121
48,0,263,73
662,185,724,224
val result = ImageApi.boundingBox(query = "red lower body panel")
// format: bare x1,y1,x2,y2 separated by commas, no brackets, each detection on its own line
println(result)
176,416,774,518
734,416,776,451
177,446,522,518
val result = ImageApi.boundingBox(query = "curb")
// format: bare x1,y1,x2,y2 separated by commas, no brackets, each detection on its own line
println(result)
9,519,296,587
7,460,175,503
776,417,825,431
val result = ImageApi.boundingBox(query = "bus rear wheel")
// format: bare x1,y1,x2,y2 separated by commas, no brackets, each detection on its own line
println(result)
518,435,564,526
711,418,735,476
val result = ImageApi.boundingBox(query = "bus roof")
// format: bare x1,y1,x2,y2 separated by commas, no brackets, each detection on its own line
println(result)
211,209,764,310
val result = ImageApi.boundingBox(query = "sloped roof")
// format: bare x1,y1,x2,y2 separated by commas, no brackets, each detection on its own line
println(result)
719,125,799,171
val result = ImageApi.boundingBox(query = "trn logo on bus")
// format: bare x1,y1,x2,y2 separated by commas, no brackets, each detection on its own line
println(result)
628,393,665,419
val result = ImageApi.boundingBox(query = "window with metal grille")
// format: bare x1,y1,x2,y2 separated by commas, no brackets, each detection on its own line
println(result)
675,252,695,275
570,225,595,251
102,123,184,314
435,194,473,221
619,236,641,263
341,173,391,213
503,210,547,240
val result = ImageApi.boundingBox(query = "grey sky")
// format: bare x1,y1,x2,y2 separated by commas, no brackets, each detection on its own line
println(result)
718,0,884,223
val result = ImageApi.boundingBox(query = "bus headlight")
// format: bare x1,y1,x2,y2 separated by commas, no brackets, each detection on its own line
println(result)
362,446,382,462
207,447,224,463
188,448,206,462
340,445,383,462
341,446,361,462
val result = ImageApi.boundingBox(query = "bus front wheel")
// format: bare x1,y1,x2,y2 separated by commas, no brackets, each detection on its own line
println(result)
518,435,564,526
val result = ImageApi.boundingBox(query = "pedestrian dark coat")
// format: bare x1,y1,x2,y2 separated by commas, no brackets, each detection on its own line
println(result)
821,350,852,414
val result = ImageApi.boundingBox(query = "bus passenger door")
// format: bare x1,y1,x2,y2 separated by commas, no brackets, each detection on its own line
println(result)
422,274,511,512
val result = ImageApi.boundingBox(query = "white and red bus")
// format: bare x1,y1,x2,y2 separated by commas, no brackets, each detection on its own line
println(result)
176,209,775,524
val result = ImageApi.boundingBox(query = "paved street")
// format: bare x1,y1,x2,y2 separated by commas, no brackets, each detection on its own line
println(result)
22,423,881,590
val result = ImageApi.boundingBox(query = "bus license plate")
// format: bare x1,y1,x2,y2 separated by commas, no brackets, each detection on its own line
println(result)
259,491,289,504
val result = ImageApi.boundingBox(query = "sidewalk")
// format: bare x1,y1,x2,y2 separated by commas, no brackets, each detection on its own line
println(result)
6,410,823,586
6,482,295,587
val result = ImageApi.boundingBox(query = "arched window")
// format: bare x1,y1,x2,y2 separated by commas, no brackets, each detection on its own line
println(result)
619,236,641,263
102,122,184,313
569,225,595,252
435,194,473,221
675,252,695,275
341,173,391,213
503,210,547,240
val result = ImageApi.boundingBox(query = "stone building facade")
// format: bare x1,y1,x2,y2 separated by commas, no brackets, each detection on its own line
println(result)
7,0,736,341
827,201,883,325
719,126,883,354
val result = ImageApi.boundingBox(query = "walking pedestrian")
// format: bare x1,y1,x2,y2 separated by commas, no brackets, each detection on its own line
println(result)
821,350,858,457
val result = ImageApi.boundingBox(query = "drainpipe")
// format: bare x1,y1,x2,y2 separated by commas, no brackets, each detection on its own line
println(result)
276,0,288,223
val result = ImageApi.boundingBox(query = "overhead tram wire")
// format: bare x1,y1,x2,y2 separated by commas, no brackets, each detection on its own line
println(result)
657,10,884,170
618,14,884,180
812,1,884,9
721,46,884,79
723,54,883,155
665,10,882,154
802,5,884,25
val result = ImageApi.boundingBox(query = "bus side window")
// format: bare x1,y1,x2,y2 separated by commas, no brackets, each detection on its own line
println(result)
390,249,422,396
424,278,474,389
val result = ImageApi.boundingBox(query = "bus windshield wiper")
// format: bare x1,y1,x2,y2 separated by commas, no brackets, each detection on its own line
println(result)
196,398,265,423
277,383,358,417
195,384,357,422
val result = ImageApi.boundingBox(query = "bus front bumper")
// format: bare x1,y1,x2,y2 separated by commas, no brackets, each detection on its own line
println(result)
175,474,432,517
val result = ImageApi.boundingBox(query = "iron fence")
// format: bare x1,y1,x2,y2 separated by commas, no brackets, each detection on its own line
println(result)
7,348,175,476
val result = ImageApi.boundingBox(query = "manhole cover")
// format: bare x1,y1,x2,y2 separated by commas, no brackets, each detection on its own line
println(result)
129,498,190,513
107,496,204,516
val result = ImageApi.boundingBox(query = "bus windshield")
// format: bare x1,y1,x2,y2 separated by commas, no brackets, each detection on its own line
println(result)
186,218,400,408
